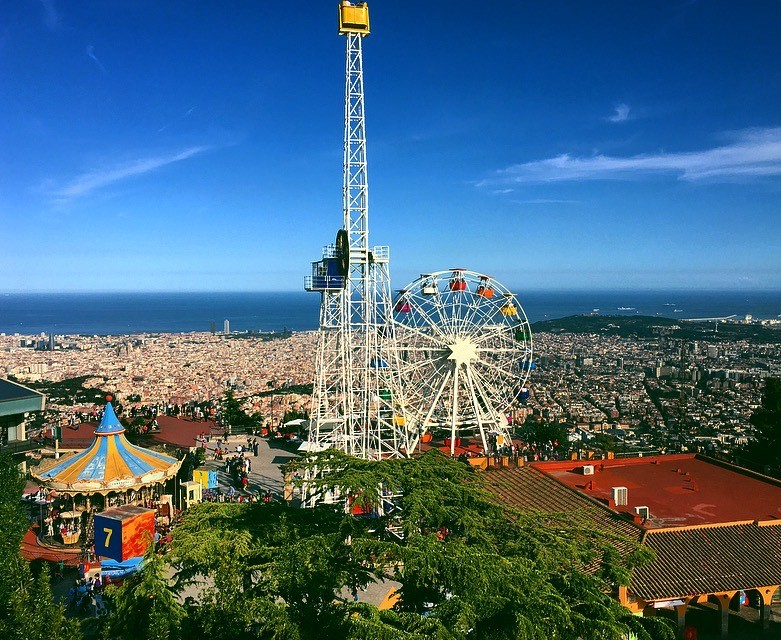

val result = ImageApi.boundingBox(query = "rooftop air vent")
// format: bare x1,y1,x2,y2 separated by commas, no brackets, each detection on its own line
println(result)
611,486,628,506
634,505,650,519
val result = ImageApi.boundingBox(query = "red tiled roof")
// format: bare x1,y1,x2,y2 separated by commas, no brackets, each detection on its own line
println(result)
482,465,643,559
59,416,219,451
533,454,781,528
631,521,781,601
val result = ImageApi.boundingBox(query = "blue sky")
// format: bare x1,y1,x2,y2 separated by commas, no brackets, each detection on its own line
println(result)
1,0,780,293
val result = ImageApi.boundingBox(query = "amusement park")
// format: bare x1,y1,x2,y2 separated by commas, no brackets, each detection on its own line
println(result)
302,1,534,464
4,3,780,640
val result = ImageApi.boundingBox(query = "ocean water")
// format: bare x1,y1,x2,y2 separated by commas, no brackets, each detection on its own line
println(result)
0,290,779,336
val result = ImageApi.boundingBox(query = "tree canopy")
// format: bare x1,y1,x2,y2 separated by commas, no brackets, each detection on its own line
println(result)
744,377,781,472
220,389,263,433
156,449,673,640
0,449,80,640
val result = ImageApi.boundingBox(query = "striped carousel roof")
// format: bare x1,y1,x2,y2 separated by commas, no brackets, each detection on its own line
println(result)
34,403,181,494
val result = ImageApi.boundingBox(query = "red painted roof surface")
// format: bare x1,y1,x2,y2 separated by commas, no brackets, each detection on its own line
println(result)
533,454,781,528
59,416,219,450
59,422,98,449
145,415,220,449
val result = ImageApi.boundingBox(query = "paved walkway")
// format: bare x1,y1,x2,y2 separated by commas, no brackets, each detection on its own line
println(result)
199,434,299,498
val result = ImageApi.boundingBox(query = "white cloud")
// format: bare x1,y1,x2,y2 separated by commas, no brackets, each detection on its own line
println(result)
40,0,61,31
51,146,210,201
86,45,106,73
479,127,781,185
516,198,579,204
608,103,631,123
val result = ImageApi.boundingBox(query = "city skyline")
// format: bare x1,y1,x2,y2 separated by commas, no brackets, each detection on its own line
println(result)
1,1,780,293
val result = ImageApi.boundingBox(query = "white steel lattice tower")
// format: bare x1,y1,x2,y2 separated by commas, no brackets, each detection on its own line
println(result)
304,2,416,459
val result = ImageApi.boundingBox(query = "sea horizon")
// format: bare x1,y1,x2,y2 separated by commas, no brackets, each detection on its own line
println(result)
1,289,779,337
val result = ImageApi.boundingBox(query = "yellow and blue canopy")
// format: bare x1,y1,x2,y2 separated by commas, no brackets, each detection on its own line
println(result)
34,403,181,494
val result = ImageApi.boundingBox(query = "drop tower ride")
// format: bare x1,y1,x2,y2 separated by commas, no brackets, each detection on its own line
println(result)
304,2,415,459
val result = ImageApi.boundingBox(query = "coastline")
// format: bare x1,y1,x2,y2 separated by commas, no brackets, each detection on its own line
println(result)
1,289,779,336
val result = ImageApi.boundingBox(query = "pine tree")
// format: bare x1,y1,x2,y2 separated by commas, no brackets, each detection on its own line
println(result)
102,546,185,640
0,450,80,640
746,377,781,471
168,450,674,640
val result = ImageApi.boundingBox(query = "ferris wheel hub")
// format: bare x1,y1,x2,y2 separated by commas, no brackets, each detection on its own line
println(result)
446,337,479,366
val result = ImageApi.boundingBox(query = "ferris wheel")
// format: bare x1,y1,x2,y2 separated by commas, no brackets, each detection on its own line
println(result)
392,269,533,456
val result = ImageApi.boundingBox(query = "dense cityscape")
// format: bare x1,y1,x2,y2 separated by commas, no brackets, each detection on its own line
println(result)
3,316,780,470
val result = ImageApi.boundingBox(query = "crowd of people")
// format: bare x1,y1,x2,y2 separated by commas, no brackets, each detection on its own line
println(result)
225,449,253,490
127,402,214,422
201,488,273,503
67,573,109,617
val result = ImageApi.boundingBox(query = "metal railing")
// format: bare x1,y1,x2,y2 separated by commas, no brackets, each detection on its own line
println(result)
1,439,45,455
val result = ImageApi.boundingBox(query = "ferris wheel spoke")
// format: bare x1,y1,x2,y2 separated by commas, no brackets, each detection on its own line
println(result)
472,322,515,347
447,291,466,335
458,295,482,336
405,350,448,386
462,292,496,331
474,367,516,404
462,365,490,422
406,292,453,340
430,289,456,336
468,364,507,415
400,353,445,378
473,357,521,389
449,364,461,450
472,327,510,349
459,291,484,335
448,292,469,336
393,332,447,351
463,369,500,452
476,345,522,354
421,366,453,430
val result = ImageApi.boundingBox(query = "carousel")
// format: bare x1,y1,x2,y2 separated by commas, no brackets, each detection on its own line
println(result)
33,400,182,546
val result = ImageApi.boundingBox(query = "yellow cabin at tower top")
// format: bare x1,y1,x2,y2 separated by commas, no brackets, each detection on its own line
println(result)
339,1,370,35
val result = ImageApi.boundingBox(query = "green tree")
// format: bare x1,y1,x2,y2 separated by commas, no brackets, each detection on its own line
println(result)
102,545,185,640
744,377,781,470
519,418,569,452
281,409,308,424
169,449,673,640
289,450,669,640
221,390,262,433
590,433,618,453
0,449,80,640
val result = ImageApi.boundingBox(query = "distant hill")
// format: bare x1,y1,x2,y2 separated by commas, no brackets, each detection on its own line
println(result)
531,314,781,343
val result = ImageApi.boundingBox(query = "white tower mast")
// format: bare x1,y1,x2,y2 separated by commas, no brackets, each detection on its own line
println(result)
305,2,415,459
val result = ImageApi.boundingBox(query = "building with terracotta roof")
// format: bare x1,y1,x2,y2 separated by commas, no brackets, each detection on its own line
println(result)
483,454,781,637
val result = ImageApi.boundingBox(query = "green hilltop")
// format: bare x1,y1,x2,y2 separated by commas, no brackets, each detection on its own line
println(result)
531,314,781,343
